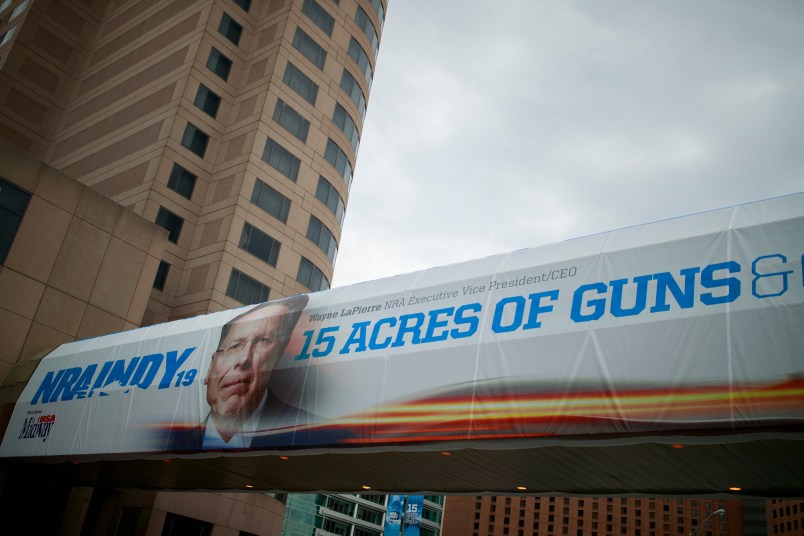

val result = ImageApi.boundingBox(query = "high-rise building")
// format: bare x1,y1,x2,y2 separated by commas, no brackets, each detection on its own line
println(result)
442,496,804,536
0,0,383,324
282,493,444,536
0,0,386,533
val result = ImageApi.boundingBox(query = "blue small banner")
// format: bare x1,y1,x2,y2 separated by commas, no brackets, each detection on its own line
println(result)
403,495,424,536
384,494,405,536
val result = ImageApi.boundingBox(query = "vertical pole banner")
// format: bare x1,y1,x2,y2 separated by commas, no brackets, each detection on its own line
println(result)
384,495,405,536
403,495,424,536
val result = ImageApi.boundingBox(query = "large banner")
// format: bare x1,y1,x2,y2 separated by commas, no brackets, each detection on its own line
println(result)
1,194,803,457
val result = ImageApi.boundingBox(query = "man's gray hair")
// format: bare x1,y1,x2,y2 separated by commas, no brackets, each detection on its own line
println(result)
217,294,310,353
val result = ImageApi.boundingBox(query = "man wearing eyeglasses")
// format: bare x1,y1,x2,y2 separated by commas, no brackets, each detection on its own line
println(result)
165,294,313,450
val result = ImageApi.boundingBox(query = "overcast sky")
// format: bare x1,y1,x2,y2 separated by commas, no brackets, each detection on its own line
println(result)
332,0,804,288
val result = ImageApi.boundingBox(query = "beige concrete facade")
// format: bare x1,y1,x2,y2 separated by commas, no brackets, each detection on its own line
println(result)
0,137,166,390
0,0,380,325
0,0,384,534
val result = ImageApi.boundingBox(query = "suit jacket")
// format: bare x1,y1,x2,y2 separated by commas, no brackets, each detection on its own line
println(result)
163,391,350,452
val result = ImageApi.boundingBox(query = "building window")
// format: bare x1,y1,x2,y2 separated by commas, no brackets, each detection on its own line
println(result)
239,222,280,267
218,13,243,45
354,529,381,536
297,256,329,292
181,123,209,158
194,84,221,118
324,138,353,187
355,6,379,56
10,0,28,21
207,47,232,80
292,27,326,70
328,497,355,515
233,0,250,12
262,138,301,181
162,513,212,536
348,37,372,87
153,261,170,290
226,268,269,305
340,69,367,120
315,176,345,224
251,179,290,223
369,0,385,27
306,215,337,263
332,102,359,152
356,506,383,525
0,177,31,265
321,518,350,536
155,207,183,244
167,164,197,200
0,27,14,46
301,0,334,36
283,62,318,105
273,99,310,142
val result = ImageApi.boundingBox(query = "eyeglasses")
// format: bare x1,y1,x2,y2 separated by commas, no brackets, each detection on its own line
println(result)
216,335,285,356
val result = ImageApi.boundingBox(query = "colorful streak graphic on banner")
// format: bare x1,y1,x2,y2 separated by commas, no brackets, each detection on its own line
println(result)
384,494,405,536
403,495,424,536
1,193,803,458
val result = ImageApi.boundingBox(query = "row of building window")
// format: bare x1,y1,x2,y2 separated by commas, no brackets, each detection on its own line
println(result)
155,183,332,298
158,259,328,304
156,0,377,300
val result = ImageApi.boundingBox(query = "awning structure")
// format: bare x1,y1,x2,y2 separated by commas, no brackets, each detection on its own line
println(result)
2,193,803,496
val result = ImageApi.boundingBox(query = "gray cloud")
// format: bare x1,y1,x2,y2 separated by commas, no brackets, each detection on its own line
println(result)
334,0,804,287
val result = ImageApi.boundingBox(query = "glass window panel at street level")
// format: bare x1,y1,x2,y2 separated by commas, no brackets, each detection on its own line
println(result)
340,69,366,121
226,268,269,305
273,98,310,142
315,176,344,224
283,62,318,105
167,163,197,199
153,260,170,290
306,215,337,263
262,138,301,181
0,176,31,265
332,102,359,152
219,12,243,45
194,84,221,118
324,138,352,187
239,222,280,267
206,47,232,80
297,256,329,292
181,123,209,157
301,0,334,36
348,37,372,88
354,6,379,56
155,207,184,244
251,179,290,223
292,27,326,70
233,0,250,12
